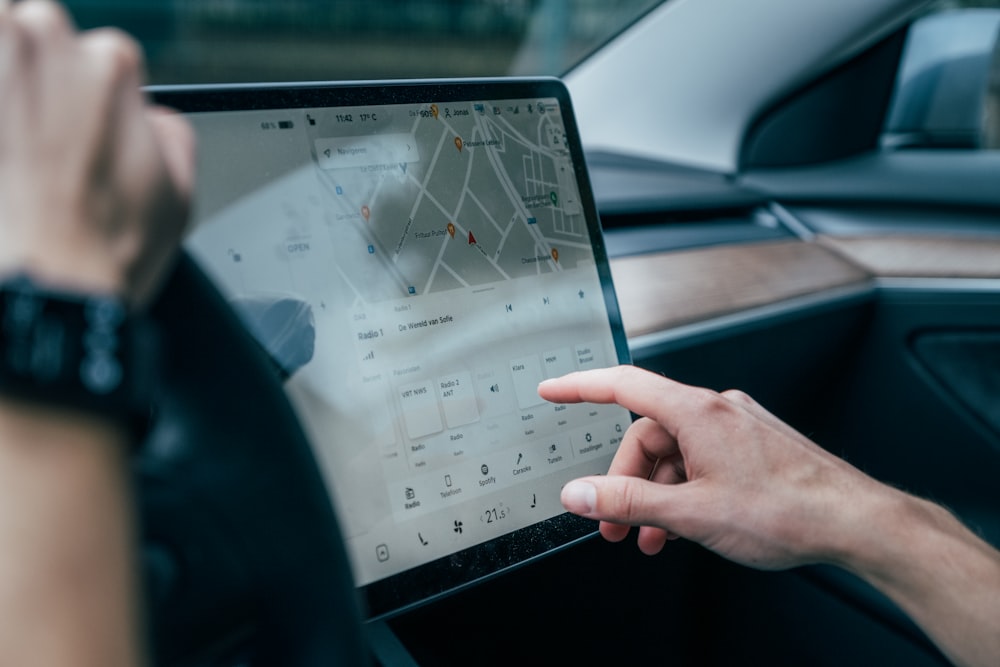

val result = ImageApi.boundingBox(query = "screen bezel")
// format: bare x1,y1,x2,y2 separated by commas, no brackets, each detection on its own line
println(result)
150,78,632,620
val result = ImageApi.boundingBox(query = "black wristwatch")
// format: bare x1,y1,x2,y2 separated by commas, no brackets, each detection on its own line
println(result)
0,274,158,439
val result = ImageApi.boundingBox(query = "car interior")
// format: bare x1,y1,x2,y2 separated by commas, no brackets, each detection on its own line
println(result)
62,0,1000,665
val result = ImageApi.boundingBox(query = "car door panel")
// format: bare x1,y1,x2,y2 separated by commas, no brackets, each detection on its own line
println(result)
592,141,1000,664
912,328,1000,444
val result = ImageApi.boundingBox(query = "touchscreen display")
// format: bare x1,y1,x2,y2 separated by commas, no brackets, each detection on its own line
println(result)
171,81,631,617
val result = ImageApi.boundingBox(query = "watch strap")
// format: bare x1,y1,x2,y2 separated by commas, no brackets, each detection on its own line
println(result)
0,275,157,439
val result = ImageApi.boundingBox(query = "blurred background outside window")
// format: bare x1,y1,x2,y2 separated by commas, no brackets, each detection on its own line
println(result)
64,0,662,84
887,0,1000,149
64,0,1000,150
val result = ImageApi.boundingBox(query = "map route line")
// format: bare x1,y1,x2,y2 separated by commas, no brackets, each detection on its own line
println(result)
423,236,453,294
492,213,517,262
540,238,592,251
451,124,479,224
331,259,366,305
399,123,450,262
422,239,447,294
449,216,513,282
474,113,556,269
313,169,412,296
474,113,554,247
389,138,514,285
472,114,528,221
535,116,550,153
404,171,468,242
438,115,461,138
521,161,570,238
522,154,541,190
439,260,469,288
523,153,557,204
485,113,562,161
423,232,476,295
368,158,392,212
465,189,505,238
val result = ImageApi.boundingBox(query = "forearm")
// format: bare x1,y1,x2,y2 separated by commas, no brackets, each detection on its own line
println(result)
834,486,1000,667
0,399,145,667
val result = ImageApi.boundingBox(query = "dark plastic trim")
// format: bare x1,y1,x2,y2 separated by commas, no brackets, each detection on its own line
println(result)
740,28,907,169
741,150,1000,211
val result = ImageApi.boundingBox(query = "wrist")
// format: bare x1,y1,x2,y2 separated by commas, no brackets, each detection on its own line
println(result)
820,478,918,574
825,483,964,587
0,273,158,443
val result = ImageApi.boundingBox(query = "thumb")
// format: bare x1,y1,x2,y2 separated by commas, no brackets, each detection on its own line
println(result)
561,475,695,533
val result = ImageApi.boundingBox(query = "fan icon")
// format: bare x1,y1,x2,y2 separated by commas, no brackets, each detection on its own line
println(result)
453,520,464,534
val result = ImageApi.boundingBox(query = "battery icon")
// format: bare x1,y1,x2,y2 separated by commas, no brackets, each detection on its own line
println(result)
278,120,294,129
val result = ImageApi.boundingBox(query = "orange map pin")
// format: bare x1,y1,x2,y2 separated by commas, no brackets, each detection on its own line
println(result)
551,248,559,262
361,205,370,221
454,137,463,152
447,222,456,238
430,104,439,119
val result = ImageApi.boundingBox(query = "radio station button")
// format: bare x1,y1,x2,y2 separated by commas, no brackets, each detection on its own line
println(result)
509,354,546,409
574,341,602,371
398,378,443,439
438,370,479,427
542,346,574,379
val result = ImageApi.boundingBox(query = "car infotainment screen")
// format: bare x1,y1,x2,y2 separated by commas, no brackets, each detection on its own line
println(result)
153,79,632,619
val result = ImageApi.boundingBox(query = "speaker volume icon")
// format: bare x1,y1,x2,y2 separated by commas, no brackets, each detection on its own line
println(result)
489,384,499,393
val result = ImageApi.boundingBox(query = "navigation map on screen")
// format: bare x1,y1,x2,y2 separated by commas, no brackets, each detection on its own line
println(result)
183,86,631,607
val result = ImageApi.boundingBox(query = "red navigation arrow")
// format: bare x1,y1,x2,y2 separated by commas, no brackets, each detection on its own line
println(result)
468,231,477,245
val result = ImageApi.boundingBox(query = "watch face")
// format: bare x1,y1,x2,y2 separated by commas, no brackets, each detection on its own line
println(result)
0,278,143,421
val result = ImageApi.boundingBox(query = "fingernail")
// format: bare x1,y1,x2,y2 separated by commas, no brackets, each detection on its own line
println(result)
561,480,596,515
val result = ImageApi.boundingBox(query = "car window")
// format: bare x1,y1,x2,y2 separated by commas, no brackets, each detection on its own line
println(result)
64,0,664,85
884,0,1000,149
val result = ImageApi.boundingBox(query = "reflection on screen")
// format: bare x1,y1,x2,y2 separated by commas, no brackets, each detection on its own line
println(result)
185,94,631,591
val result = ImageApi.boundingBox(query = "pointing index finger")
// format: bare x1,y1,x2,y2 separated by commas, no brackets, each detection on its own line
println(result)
539,365,702,440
